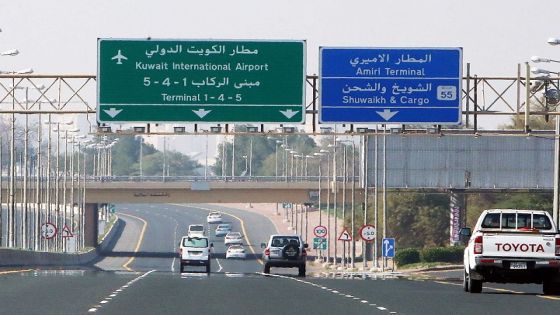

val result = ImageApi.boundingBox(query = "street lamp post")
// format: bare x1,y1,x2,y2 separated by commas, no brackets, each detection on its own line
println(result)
242,155,248,176
538,38,560,227
249,137,253,178
320,149,332,263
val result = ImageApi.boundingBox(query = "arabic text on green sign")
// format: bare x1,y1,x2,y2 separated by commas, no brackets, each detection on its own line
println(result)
98,39,305,123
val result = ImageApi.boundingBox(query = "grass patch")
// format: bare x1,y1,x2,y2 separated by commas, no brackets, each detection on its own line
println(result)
397,261,460,271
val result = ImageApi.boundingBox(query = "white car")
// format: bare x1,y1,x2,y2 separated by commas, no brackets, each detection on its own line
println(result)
179,235,213,273
226,245,246,259
215,224,232,237
224,232,244,246
188,224,205,237
207,212,223,224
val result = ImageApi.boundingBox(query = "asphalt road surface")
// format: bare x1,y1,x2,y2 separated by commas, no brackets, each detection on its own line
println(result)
1,203,560,314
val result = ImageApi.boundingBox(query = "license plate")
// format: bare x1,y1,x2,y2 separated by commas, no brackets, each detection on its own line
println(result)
510,262,527,269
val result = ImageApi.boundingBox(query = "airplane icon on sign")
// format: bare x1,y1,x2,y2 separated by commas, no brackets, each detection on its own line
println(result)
111,50,128,64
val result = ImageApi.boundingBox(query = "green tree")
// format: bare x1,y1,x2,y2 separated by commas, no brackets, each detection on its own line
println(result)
213,127,318,177
140,150,200,176
111,136,156,176
386,193,450,248
499,96,555,130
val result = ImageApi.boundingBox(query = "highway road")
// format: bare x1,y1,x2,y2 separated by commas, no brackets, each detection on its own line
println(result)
1,203,560,314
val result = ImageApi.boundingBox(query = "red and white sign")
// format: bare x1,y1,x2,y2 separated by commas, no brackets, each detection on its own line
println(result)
41,223,57,239
338,228,352,241
62,224,74,238
313,225,328,238
359,224,376,242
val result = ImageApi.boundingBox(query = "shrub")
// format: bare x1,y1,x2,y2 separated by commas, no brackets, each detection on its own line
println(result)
395,248,420,266
420,246,464,263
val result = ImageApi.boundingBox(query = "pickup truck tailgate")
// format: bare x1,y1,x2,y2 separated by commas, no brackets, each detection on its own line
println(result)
483,234,557,259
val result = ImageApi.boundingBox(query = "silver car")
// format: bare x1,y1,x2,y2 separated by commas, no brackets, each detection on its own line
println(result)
224,232,243,246
215,223,232,237
261,234,308,277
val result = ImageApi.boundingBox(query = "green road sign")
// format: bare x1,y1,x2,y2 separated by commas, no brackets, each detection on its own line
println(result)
282,202,293,209
97,39,306,123
313,237,327,250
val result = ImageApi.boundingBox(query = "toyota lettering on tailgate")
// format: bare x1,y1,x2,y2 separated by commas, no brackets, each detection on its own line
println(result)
495,243,545,252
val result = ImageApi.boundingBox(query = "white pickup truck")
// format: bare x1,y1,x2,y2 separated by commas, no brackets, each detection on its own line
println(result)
462,209,560,294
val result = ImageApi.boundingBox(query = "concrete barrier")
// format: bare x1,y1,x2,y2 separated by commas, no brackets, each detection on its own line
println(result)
0,217,123,267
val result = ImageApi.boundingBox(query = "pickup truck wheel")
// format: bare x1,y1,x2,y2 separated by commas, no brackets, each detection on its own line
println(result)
298,265,306,277
543,281,560,295
462,270,469,292
468,272,483,293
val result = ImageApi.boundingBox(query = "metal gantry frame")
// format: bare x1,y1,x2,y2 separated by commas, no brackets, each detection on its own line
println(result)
1,64,558,135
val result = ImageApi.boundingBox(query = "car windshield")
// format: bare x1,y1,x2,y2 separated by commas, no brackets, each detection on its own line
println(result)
271,236,300,247
227,232,241,238
217,224,231,229
190,226,204,231
229,245,243,251
182,237,208,248
209,212,220,217
481,213,552,230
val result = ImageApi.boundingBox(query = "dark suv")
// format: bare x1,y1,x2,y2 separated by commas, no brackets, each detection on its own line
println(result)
261,235,308,277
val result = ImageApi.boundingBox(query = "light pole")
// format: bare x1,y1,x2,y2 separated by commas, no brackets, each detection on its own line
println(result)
536,39,560,227
267,137,283,181
249,137,253,178
137,136,144,179
242,155,248,176
231,135,236,179
338,138,357,268
282,145,292,182
328,137,339,267
319,149,332,263
205,134,209,180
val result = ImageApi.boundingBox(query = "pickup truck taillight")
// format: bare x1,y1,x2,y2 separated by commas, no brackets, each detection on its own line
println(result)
264,248,270,256
474,235,483,254
556,237,560,256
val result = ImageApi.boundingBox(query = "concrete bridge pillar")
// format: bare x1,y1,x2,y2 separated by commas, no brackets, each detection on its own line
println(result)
84,203,99,247
449,190,465,246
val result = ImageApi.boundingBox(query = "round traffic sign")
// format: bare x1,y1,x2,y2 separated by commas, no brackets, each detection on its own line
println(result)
41,222,57,239
359,224,376,242
313,225,328,238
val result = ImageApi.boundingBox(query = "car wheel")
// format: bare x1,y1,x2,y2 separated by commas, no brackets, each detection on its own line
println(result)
264,264,270,274
543,280,560,295
298,265,306,277
462,269,469,292
468,270,482,293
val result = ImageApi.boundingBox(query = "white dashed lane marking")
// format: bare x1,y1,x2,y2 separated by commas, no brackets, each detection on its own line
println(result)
258,272,398,314
87,270,155,313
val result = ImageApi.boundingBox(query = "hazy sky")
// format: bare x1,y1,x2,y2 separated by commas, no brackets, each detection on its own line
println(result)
3,0,560,75
2,0,560,155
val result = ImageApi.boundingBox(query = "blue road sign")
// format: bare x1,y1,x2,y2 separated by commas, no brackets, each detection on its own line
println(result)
319,47,462,124
382,238,395,258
